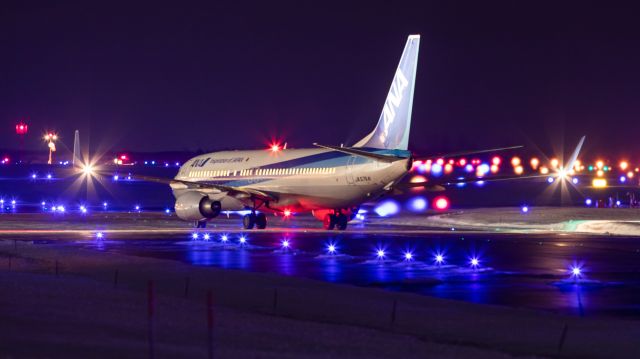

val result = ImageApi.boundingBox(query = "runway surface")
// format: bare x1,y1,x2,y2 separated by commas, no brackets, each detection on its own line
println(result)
6,211,639,319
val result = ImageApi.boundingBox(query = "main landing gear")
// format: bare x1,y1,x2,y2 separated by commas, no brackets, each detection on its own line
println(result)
323,212,348,230
243,211,267,230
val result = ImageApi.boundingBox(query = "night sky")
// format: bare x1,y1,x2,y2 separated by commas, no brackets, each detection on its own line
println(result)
2,1,639,159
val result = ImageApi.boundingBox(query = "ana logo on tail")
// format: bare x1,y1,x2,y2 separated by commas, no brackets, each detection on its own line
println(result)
379,68,409,145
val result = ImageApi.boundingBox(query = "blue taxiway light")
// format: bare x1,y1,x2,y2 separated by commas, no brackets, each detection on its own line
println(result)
239,236,247,245
521,205,529,213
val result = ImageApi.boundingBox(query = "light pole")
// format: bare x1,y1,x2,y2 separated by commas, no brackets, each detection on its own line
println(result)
44,132,58,165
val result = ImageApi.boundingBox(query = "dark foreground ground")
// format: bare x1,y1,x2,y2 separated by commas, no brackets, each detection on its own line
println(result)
1,210,640,358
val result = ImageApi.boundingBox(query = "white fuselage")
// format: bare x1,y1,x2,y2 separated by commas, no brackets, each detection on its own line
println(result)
171,148,411,213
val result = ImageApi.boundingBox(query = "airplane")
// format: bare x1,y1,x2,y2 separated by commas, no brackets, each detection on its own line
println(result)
132,34,521,230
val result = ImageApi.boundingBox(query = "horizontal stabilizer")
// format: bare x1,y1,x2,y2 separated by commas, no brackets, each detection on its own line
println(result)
313,143,407,163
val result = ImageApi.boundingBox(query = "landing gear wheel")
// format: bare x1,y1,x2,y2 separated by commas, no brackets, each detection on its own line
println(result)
336,214,348,230
323,214,336,230
255,213,267,229
195,220,207,228
243,213,256,229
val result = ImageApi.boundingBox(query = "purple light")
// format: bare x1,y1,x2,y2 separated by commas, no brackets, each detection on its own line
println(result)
165,208,171,214
572,177,579,184
281,239,290,249
403,251,414,261
135,205,140,211
521,205,529,213
113,175,119,181
585,198,592,206
31,173,37,179
96,232,104,239
431,163,443,175
408,197,428,212
464,164,474,173
374,200,400,217
477,163,490,175
46,174,52,179
620,176,627,183
327,242,337,254
547,177,554,183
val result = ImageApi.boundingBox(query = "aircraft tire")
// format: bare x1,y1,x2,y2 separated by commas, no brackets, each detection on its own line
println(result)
255,213,267,229
323,214,336,230
243,214,256,229
336,214,348,230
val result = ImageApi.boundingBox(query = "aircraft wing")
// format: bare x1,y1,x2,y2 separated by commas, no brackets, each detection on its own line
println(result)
132,174,278,202
419,145,523,160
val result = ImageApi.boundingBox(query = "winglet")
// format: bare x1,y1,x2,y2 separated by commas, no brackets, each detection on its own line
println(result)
564,136,586,173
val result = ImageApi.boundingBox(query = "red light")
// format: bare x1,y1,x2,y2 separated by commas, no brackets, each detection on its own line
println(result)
434,196,449,210
492,156,501,166
436,158,444,166
120,155,127,160
458,158,467,166
283,209,292,217
15,122,28,135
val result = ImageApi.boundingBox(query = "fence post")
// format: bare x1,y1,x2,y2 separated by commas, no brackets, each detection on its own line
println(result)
147,280,155,359
557,323,569,354
390,299,397,327
207,290,214,359
272,288,278,315
113,269,119,288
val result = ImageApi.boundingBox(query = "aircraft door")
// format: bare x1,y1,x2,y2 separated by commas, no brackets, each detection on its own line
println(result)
346,155,356,185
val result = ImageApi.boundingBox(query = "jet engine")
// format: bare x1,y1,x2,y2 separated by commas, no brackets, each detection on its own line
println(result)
174,192,222,221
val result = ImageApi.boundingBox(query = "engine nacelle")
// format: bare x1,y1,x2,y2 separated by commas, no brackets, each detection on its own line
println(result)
174,192,222,221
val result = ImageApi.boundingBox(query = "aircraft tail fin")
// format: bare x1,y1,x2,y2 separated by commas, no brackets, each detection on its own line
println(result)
353,35,420,150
